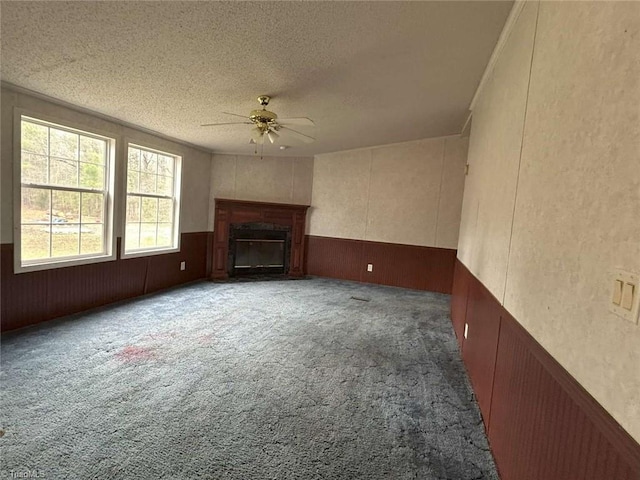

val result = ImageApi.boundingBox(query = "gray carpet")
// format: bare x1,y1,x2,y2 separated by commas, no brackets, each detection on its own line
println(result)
1,278,498,479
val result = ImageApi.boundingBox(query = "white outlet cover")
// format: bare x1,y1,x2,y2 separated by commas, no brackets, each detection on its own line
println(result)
464,323,469,339
609,269,639,325
180,261,186,271
367,264,373,272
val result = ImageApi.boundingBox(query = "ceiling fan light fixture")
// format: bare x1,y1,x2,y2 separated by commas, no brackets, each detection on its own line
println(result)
201,95,314,153
267,130,279,144
251,127,263,143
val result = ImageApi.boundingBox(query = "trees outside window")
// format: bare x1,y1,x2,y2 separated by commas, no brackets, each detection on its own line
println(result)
124,145,181,254
19,117,114,267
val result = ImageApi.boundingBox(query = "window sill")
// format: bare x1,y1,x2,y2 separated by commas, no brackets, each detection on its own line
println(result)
16,252,117,274
121,246,180,259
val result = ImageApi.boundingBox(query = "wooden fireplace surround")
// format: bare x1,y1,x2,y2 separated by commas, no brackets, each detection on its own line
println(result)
211,198,310,280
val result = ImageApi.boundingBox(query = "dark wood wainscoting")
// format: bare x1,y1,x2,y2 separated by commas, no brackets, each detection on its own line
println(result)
1,232,211,332
451,259,640,479
305,235,456,294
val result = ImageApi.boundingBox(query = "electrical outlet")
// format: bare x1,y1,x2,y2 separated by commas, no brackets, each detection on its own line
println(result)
464,323,469,339
180,261,186,271
367,264,373,272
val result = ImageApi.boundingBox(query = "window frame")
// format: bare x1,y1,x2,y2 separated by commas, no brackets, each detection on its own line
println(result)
121,141,182,259
13,109,117,273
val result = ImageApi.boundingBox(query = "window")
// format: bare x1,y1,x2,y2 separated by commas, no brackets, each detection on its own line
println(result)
124,144,181,254
18,116,115,269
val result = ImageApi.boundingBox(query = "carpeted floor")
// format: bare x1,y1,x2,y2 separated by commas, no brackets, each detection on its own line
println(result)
1,278,498,479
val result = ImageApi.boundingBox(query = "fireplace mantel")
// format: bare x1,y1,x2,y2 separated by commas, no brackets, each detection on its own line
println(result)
211,199,310,280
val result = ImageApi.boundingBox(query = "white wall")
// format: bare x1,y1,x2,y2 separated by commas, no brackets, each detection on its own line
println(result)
0,87,212,244
209,153,314,230
309,136,468,249
458,1,640,442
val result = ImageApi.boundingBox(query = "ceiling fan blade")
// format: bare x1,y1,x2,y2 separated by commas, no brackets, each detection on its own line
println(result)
222,112,249,120
200,121,252,127
277,117,315,127
279,126,315,144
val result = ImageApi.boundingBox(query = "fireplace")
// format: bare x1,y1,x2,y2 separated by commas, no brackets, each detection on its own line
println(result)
211,199,310,280
228,223,291,276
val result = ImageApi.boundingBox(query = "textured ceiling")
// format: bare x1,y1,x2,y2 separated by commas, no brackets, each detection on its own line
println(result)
1,1,512,156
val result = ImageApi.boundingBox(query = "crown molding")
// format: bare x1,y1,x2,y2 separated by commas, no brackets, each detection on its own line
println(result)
468,0,528,112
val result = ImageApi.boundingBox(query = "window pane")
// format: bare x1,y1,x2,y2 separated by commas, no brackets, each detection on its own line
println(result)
125,223,140,250
156,175,173,196
79,162,104,189
52,190,80,224
140,150,157,174
157,155,174,176
141,197,158,223
139,172,156,194
140,223,157,248
50,158,78,187
19,117,115,267
79,136,106,165
21,153,49,184
22,224,50,261
128,147,140,172
126,195,141,223
22,187,50,223
157,198,173,223
157,223,173,247
125,145,179,254
127,170,140,193
22,121,49,155
51,224,80,257
80,224,104,255
50,128,78,160
81,192,104,224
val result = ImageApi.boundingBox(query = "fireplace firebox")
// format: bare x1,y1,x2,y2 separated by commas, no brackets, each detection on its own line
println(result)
228,223,291,276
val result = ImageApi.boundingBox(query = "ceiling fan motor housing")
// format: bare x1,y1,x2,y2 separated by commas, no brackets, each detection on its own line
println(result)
249,109,278,126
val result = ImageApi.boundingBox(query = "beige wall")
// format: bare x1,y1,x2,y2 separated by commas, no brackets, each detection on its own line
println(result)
209,153,314,229
309,136,468,249
459,1,640,441
0,87,212,244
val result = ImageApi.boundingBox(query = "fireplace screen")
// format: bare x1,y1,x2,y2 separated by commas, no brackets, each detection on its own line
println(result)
234,239,285,269
228,223,291,276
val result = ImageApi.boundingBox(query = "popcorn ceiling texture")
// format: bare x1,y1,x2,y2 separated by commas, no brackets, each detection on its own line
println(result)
0,89,213,244
0,1,512,156
0,279,497,479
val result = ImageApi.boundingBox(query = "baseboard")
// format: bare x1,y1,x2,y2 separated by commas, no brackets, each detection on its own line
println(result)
305,235,457,294
1,232,211,331
451,259,640,479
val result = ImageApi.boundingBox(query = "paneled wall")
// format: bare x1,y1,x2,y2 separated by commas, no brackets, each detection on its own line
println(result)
458,0,640,443
307,136,467,292
209,153,314,231
452,261,640,479
306,236,456,294
309,135,467,249
1,233,210,331
1,87,213,330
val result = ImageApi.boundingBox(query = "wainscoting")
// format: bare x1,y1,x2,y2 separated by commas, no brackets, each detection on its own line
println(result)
452,260,640,479
305,235,456,294
1,232,211,332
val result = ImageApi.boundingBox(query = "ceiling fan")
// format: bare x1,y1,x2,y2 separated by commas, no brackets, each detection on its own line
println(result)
201,95,315,149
